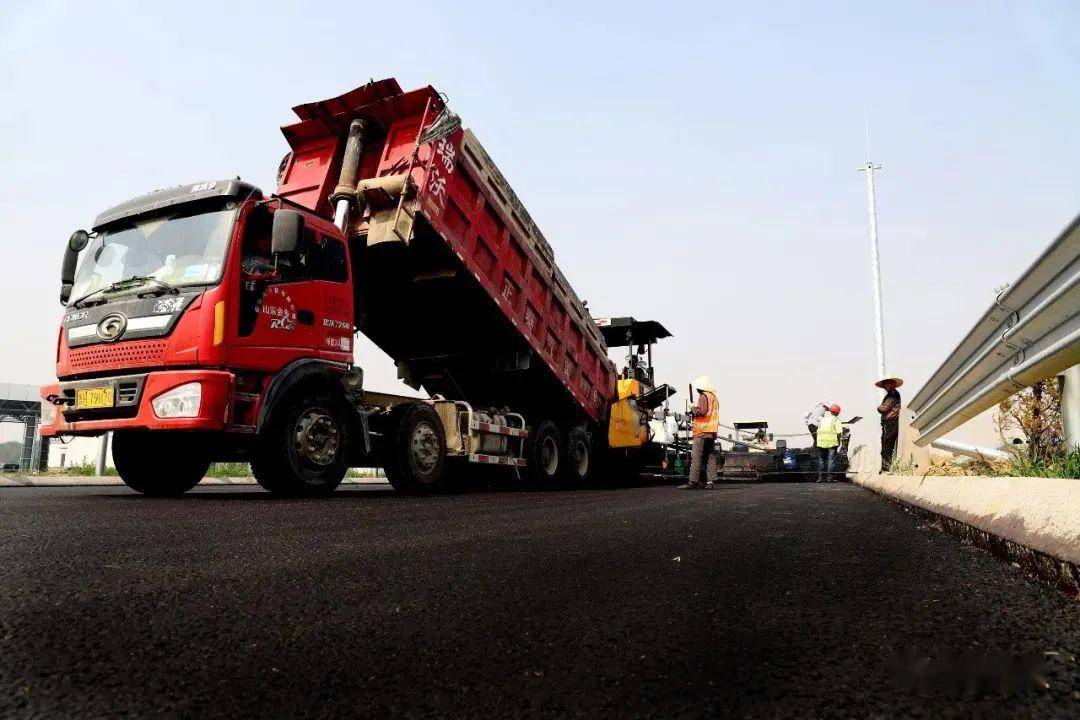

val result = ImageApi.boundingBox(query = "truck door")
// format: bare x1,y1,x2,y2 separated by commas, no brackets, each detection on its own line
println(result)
229,204,354,371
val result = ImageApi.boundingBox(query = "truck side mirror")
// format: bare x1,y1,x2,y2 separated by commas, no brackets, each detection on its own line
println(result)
271,210,303,256
60,230,90,305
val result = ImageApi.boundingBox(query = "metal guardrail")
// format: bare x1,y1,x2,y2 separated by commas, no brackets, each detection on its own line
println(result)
909,213,1080,446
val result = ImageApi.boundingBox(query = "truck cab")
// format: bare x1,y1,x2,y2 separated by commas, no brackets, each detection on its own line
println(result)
42,180,363,495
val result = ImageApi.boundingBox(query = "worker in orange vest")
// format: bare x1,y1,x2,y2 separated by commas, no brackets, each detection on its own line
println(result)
679,376,720,490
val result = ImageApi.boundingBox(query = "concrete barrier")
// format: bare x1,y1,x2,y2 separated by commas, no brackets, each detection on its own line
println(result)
856,472,1080,592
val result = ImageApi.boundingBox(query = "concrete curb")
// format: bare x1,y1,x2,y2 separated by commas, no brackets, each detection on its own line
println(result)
0,476,389,488
855,472,1080,592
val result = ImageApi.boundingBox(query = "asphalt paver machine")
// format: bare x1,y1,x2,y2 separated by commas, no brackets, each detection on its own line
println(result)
595,317,688,478
717,418,860,481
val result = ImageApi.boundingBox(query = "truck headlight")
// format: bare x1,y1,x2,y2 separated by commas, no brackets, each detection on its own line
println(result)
152,382,202,418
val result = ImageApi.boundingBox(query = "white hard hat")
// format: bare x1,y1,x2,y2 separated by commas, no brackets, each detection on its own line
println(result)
693,375,714,392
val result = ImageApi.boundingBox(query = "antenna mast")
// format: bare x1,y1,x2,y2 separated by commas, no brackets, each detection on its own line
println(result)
859,113,886,389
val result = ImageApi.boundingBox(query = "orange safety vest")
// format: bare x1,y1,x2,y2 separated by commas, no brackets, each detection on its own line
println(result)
692,391,720,437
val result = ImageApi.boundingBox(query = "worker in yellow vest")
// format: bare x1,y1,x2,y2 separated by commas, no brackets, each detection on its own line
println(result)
815,404,843,482
679,376,720,490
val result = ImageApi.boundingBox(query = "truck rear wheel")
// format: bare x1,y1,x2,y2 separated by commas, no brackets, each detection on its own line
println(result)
113,431,209,497
561,427,593,487
383,403,447,494
526,420,561,487
252,390,349,496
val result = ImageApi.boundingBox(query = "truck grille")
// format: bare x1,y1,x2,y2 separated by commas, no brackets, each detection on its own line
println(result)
68,340,169,373
116,381,139,404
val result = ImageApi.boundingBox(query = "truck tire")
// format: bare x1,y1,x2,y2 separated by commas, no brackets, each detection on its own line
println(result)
113,431,209,497
252,389,349,496
561,427,593,487
383,403,447,494
379,404,410,491
526,420,561,487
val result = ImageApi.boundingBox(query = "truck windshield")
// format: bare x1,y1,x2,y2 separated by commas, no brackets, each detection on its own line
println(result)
70,203,237,304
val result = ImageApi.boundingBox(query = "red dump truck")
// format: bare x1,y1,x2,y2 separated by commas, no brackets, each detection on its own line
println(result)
41,78,673,496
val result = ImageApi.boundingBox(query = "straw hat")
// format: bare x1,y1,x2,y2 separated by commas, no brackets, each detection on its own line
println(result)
874,375,904,389
693,375,714,392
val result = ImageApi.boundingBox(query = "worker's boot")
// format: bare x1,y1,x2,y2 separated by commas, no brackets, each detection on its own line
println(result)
676,482,703,490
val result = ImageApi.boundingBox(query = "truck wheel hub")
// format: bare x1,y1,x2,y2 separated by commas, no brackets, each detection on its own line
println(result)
294,408,340,466
410,421,440,474
572,440,588,476
541,436,559,475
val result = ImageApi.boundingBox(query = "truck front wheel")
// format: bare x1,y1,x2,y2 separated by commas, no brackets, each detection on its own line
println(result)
252,390,349,496
113,431,209,497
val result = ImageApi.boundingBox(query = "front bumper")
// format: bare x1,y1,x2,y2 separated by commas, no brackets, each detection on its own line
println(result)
40,370,234,437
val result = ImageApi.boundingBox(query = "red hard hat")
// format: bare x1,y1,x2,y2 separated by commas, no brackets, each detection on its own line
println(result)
829,404,841,414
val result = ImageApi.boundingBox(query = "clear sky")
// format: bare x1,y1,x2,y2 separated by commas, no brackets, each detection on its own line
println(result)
1,0,1077,447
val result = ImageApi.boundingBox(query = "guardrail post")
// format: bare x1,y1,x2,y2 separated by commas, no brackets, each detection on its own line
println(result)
95,432,110,478
896,407,930,474
1061,365,1080,451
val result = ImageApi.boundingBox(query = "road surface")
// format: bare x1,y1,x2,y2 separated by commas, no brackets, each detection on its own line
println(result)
1,483,1077,718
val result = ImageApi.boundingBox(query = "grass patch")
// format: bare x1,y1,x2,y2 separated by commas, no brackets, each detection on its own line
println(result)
42,461,385,479
59,461,118,476
347,467,385,478
1006,446,1080,479
205,463,250,477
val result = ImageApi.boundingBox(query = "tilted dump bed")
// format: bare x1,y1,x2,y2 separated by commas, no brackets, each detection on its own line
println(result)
275,79,615,424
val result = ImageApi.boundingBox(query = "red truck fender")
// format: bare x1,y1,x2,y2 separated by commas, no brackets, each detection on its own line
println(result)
256,358,352,432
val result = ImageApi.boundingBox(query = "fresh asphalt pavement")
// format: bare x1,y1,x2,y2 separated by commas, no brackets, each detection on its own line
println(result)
1,481,1078,718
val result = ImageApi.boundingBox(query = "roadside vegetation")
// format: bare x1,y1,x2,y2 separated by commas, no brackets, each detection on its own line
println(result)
60,461,118,476
44,461,384,479
925,448,1080,478
916,379,1080,479
50,462,250,477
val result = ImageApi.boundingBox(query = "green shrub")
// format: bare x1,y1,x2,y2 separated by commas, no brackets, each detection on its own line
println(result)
205,462,250,477
59,461,117,476
1005,446,1080,479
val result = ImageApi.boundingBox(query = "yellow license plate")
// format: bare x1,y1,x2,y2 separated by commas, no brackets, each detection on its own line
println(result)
75,387,115,410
